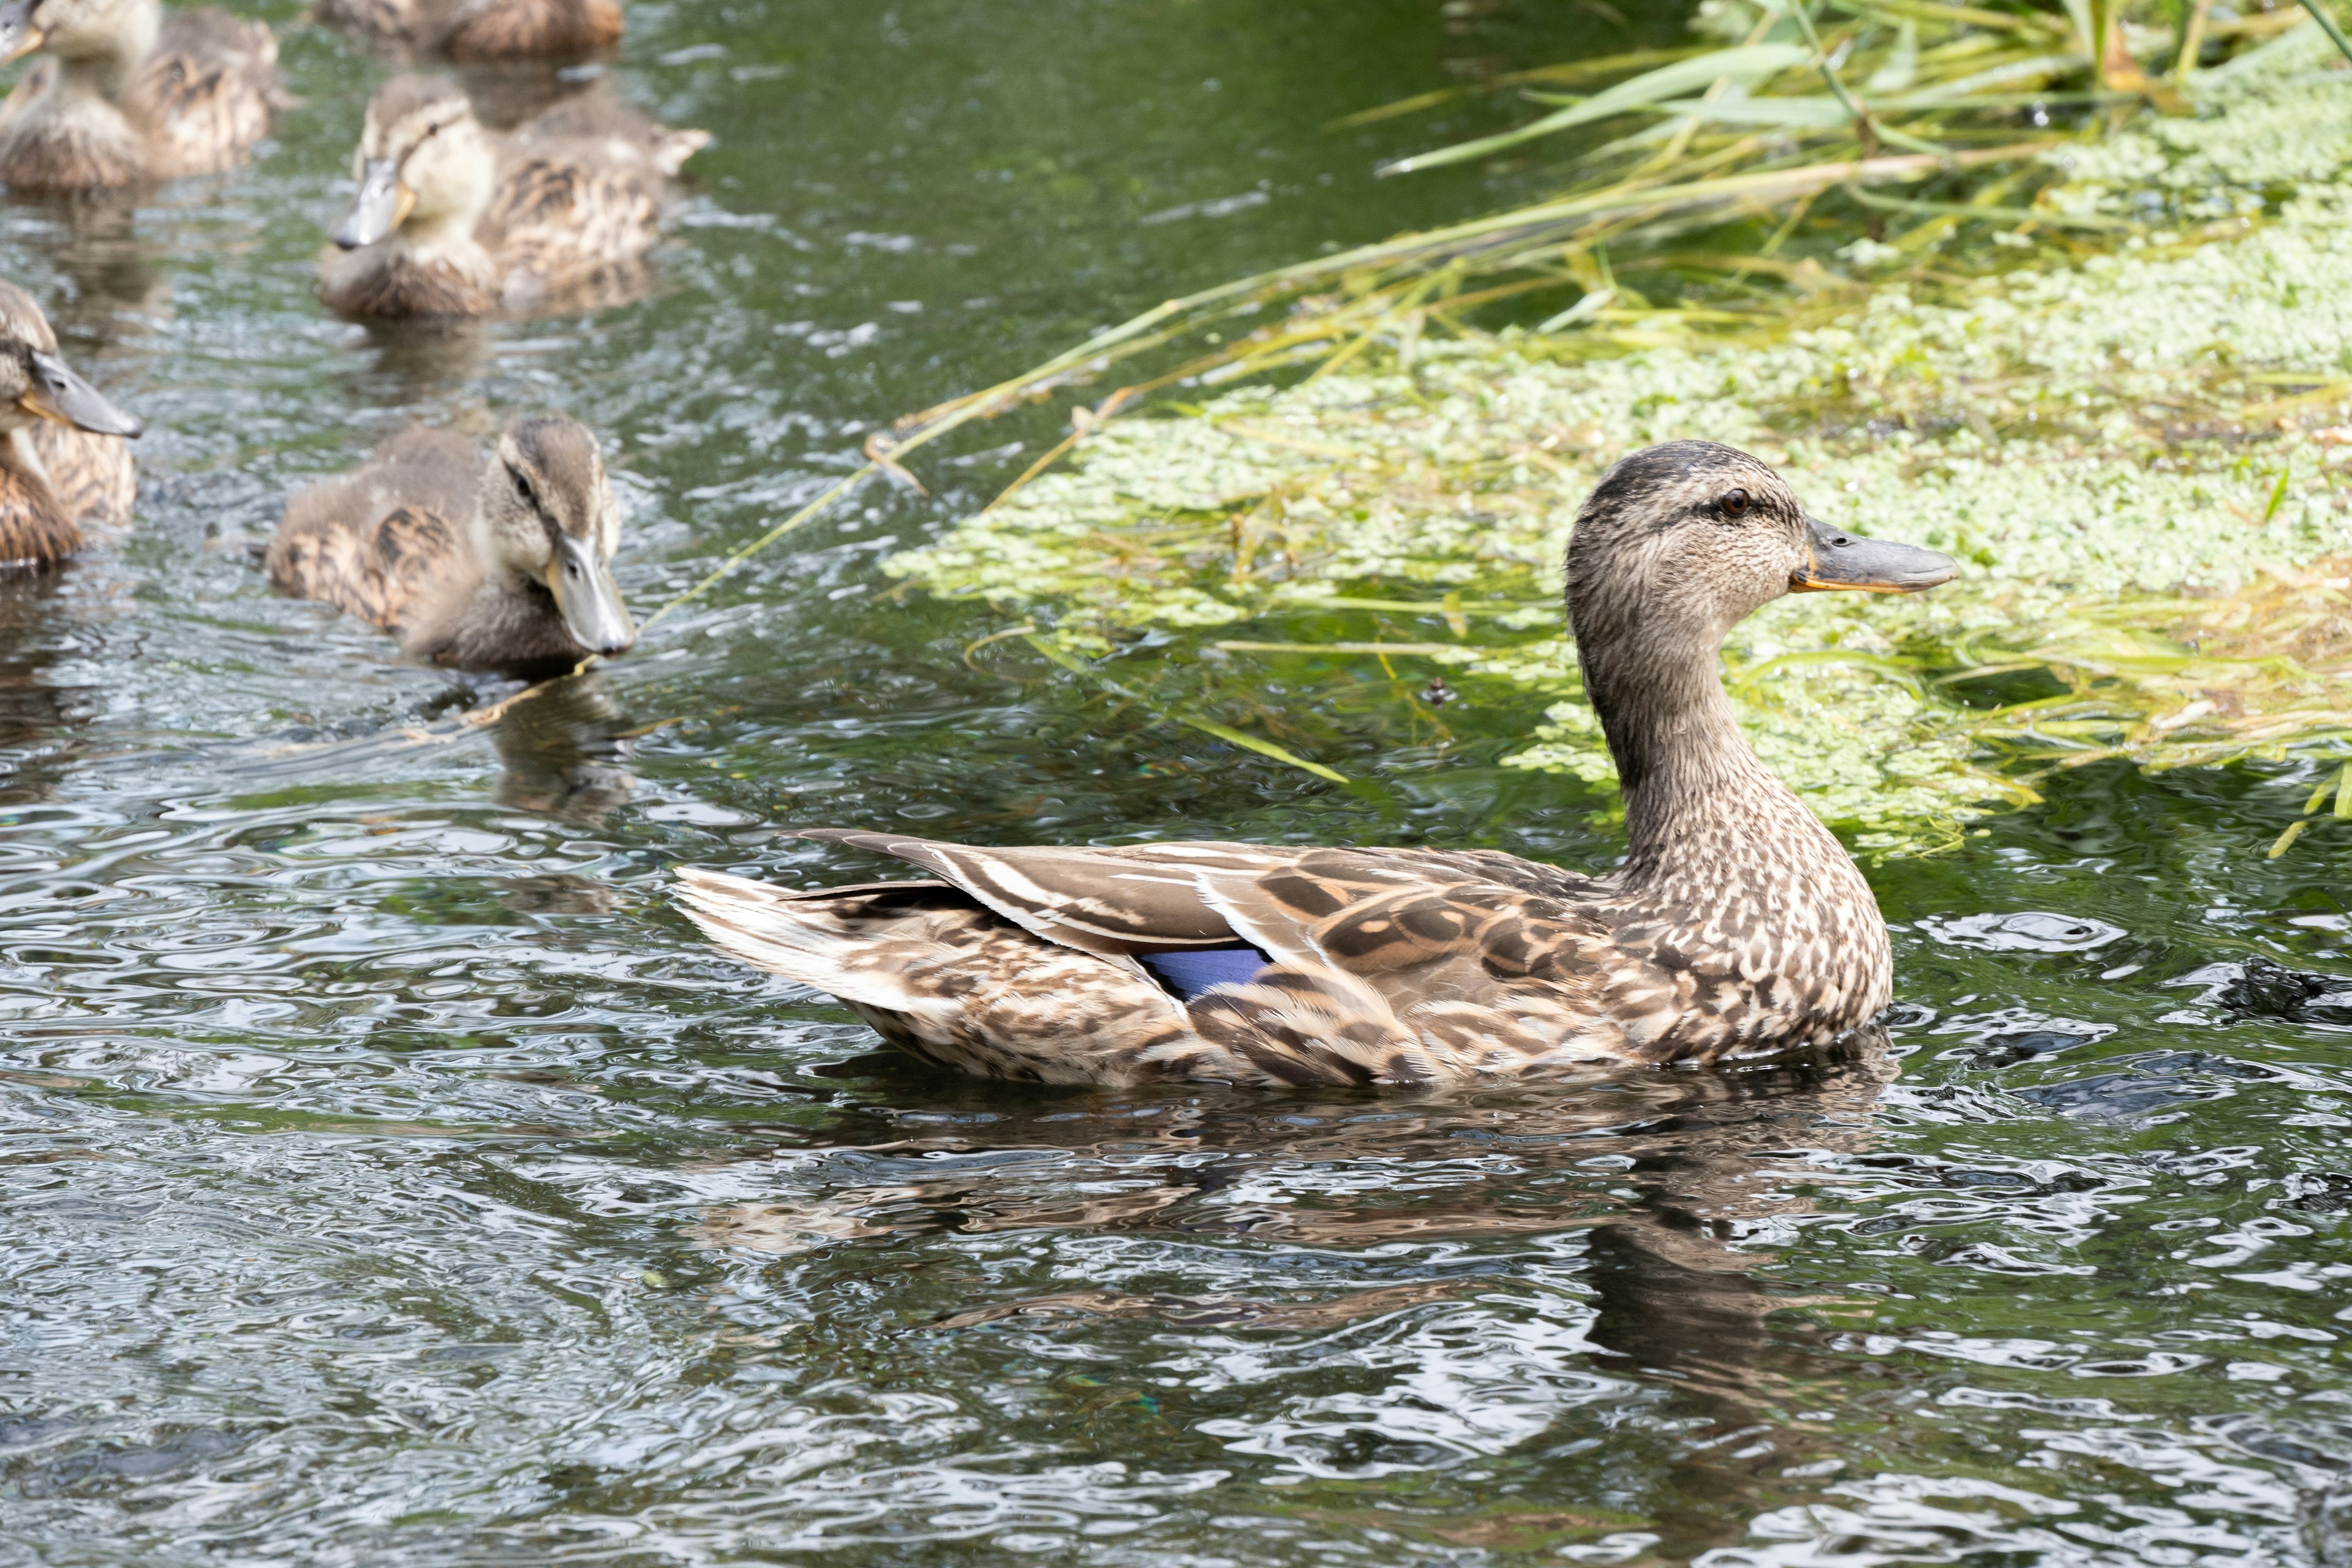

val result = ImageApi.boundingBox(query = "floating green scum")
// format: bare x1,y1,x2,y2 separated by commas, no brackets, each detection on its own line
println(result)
891,29,2352,852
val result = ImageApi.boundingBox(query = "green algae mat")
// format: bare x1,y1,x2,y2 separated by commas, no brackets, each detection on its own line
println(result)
895,31,2352,851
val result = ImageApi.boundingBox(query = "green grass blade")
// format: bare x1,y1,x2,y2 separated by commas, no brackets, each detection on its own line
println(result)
2296,0,2352,64
1381,44,1811,176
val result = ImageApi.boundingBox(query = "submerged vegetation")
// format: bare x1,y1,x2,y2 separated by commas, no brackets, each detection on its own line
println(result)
887,6,2352,851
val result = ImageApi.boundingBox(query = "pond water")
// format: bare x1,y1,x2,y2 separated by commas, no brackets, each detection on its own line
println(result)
6,2,2352,1564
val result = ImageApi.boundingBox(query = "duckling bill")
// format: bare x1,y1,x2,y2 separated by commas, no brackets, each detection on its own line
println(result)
0,0,282,189
679,442,1961,1090
265,414,635,678
0,280,142,567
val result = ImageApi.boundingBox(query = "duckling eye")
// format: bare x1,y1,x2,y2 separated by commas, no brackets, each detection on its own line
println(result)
1721,488,1751,518
512,470,535,504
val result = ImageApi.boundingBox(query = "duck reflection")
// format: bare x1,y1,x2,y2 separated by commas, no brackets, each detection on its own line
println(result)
487,672,633,823
691,1033,1898,1554
0,569,98,804
4,190,168,326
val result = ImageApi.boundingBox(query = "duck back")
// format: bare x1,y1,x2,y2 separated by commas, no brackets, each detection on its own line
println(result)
127,9,284,179
266,427,480,635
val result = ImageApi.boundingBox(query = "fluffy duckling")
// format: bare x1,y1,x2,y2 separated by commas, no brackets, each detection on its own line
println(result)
0,0,281,188
0,280,142,567
317,74,706,320
312,0,622,62
679,442,1961,1090
265,413,636,677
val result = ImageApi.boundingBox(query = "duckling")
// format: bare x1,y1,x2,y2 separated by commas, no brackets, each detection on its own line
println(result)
265,413,636,677
0,279,142,567
677,442,1962,1090
312,0,622,62
0,0,281,189
316,74,706,321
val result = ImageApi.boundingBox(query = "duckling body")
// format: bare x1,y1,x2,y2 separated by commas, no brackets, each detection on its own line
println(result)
265,414,637,677
0,279,142,567
0,0,281,189
314,0,622,62
317,74,704,321
678,443,1962,1088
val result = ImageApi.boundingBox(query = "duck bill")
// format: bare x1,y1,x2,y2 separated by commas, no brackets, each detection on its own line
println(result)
332,160,416,251
546,534,636,658
21,352,143,439
0,2,43,64
1790,516,1958,594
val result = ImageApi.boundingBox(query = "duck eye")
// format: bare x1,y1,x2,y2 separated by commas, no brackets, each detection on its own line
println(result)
1721,488,1751,518
513,470,534,503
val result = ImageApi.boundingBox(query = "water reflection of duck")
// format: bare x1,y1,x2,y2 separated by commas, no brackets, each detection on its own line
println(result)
694,1031,1899,1551
0,0,281,189
488,673,634,823
312,0,622,62
263,413,636,678
0,281,141,567
679,443,1961,1087
317,74,706,321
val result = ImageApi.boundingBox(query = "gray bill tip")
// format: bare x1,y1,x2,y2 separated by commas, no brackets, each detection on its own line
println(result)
1792,515,1959,595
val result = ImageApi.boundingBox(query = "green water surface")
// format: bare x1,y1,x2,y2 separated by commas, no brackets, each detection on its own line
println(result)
4,2,2351,1564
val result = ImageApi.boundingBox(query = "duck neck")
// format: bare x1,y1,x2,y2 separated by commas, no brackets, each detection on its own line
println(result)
1577,604,1818,895
48,13,157,102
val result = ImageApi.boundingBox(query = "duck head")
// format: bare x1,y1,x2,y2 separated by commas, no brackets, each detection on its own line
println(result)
1567,441,1953,791
333,76,494,252
0,0,158,67
478,413,636,658
0,281,142,440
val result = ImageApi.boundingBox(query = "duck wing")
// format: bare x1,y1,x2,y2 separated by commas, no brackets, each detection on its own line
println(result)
265,428,479,635
484,95,704,312
793,832,1640,1078
676,871,1197,1087
129,9,283,179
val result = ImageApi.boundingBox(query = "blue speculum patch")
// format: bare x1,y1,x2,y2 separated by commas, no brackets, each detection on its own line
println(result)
1140,946,1273,1000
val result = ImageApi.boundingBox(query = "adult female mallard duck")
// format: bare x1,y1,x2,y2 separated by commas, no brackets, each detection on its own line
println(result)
312,0,622,62
0,0,281,188
0,280,142,567
264,412,635,677
316,74,705,321
677,442,1961,1089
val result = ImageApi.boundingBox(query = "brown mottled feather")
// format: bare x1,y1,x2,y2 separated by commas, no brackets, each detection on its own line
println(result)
314,0,622,60
678,442,1951,1088
0,460,79,567
265,427,477,634
127,9,284,179
29,423,135,527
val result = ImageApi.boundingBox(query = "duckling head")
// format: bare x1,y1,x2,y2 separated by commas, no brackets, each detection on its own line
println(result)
0,0,158,67
479,413,636,658
333,76,494,252
0,281,142,441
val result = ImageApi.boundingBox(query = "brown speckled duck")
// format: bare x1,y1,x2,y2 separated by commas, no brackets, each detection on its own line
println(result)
312,0,622,61
0,280,141,567
677,442,1961,1089
316,74,705,320
0,0,281,188
265,413,635,677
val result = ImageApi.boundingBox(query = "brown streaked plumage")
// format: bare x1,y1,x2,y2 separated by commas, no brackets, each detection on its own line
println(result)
312,0,622,61
677,442,1963,1089
264,413,638,677
315,73,706,321
0,279,142,568
0,0,282,189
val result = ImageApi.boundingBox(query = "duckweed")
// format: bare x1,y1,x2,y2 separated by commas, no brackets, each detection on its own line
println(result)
891,55,2352,849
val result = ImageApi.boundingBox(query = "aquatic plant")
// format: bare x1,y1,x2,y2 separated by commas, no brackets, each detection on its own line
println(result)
889,24,2352,850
